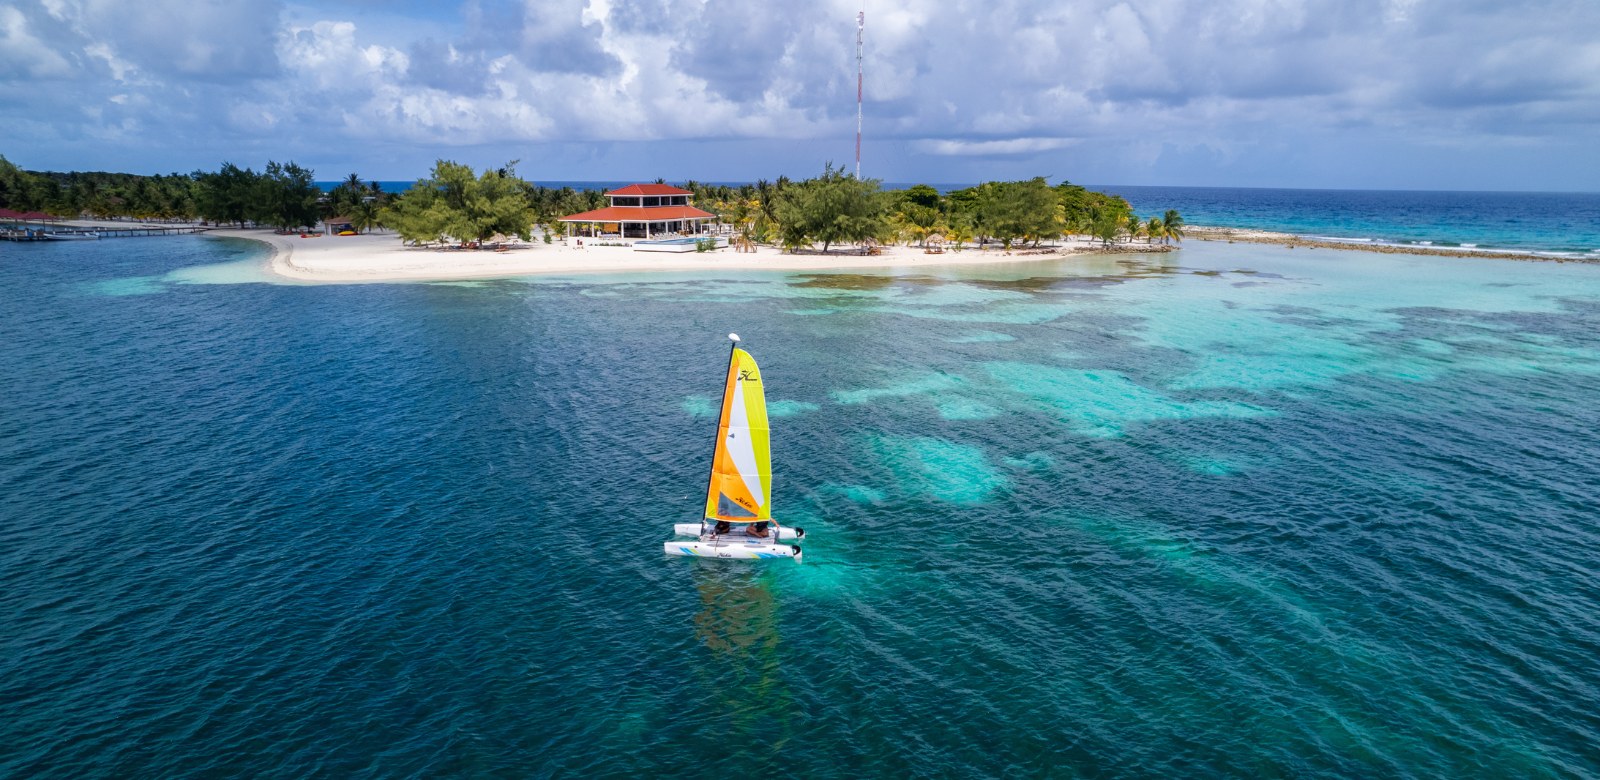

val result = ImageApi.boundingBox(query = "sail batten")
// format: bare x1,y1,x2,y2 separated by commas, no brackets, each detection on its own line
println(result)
704,347,772,522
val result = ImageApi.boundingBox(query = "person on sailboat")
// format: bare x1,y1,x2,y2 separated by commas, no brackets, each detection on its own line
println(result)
747,521,771,539
713,520,731,536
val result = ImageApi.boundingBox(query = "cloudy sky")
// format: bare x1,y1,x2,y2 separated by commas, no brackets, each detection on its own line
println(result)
2,0,1597,190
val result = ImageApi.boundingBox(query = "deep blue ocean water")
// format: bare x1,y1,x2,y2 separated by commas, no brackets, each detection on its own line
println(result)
1104,186,1600,258
5,236,1600,777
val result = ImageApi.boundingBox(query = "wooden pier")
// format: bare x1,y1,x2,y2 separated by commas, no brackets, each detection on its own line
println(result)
1,225,211,241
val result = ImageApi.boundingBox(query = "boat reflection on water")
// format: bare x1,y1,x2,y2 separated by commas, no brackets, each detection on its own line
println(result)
688,564,798,750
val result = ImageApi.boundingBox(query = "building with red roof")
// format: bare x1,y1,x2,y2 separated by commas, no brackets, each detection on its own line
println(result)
0,208,60,223
557,184,717,240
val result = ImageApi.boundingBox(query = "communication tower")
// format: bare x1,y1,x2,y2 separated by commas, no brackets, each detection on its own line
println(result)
855,11,865,179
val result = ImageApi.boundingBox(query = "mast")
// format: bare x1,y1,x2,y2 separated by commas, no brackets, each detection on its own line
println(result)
704,333,741,518
855,10,864,180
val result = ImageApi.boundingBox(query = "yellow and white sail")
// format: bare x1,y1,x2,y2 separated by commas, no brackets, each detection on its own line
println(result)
704,345,772,523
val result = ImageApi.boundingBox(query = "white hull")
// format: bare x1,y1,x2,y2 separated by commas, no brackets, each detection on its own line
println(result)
672,522,802,541
664,539,802,561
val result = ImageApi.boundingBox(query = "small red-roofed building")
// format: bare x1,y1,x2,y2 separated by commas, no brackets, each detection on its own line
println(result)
557,184,717,240
0,208,59,224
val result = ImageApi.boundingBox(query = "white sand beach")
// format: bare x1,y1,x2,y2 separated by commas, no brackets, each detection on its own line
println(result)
40,219,1577,279
209,229,1127,283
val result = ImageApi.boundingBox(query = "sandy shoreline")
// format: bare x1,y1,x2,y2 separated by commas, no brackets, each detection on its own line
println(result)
230,227,1586,285
37,217,1593,281
206,229,1152,283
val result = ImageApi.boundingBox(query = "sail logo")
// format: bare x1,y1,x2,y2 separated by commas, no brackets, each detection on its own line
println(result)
738,370,759,382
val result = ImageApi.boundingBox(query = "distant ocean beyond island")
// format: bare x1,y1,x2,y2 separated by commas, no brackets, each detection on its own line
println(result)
323,181,1599,259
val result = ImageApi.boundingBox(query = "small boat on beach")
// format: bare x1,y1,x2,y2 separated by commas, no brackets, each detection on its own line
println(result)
665,334,804,562
43,231,100,240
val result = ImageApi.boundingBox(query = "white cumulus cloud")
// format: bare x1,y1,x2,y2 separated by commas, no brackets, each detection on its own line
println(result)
0,0,1595,189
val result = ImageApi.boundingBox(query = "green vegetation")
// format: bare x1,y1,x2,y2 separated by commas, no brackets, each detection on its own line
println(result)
192,163,255,227
381,160,533,247
3,154,202,221
689,169,1180,254
0,156,59,210
191,160,332,230
0,154,394,231
974,178,1058,248
251,161,320,231
2,153,1184,253
1161,209,1186,244
773,163,887,253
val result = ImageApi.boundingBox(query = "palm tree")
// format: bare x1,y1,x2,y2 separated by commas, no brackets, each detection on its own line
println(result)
754,179,777,228
728,197,753,237
1125,214,1144,244
1146,216,1164,244
883,211,913,246
1162,210,1185,244
350,200,381,234
1090,209,1121,248
946,220,974,252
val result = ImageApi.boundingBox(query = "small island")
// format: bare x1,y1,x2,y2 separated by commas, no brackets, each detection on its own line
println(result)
2,155,1574,283
3,155,1194,281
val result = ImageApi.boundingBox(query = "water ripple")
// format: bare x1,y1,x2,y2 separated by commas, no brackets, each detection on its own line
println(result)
3,239,1600,776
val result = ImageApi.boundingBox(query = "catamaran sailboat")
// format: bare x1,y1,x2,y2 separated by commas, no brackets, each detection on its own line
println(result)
664,334,804,561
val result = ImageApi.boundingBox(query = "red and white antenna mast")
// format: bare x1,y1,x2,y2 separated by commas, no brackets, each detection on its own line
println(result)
855,10,865,179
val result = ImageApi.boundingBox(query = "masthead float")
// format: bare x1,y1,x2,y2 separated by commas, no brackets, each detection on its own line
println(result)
665,334,804,561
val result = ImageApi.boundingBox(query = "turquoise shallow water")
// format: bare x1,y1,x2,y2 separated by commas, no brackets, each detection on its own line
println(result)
4,237,1600,776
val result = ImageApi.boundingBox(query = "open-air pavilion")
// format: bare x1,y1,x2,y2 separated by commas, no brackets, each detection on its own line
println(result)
557,184,717,240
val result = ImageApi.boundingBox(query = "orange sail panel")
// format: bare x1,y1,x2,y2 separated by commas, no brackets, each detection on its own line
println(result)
704,348,772,521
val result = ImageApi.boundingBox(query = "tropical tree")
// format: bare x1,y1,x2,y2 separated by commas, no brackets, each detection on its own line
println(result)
945,216,974,252
1125,214,1144,244
350,200,382,234
382,160,533,246
975,177,1058,248
726,196,756,237
773,163,886,254
897,203,939,247
194,162,262,227
900,183,942,211
319,172,371,221
1089,207,1123,248
1162,209,1185,244
1146,216,1164,244
0,155,38,210
248,160,320,231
